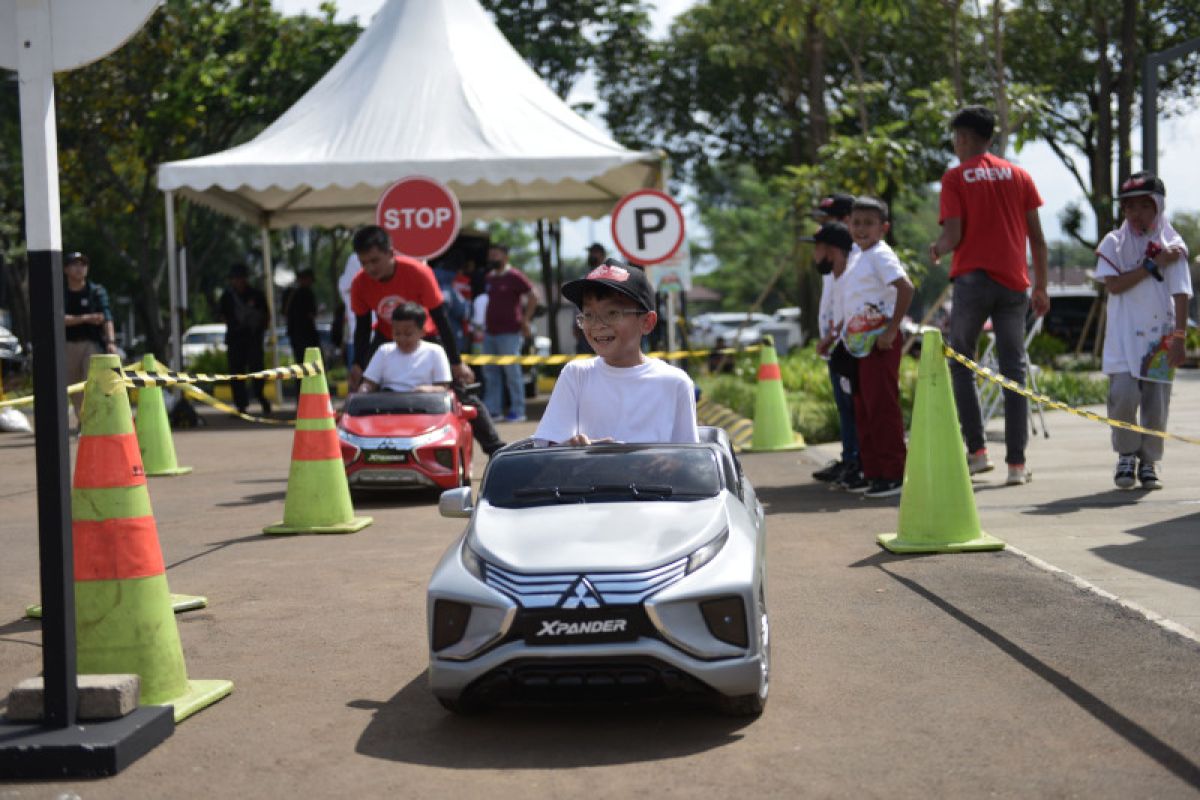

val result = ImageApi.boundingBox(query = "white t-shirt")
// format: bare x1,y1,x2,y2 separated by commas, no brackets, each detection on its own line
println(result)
816,244,860,344
362,340,451,391
1095,238,1192,383
534,357,699,445
833,241,907,357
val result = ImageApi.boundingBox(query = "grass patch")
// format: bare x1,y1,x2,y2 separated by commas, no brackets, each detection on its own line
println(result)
695,344,1108,444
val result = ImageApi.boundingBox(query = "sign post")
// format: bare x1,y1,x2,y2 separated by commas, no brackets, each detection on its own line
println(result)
376,176,462,260
612,190,688,359
0,0,173,777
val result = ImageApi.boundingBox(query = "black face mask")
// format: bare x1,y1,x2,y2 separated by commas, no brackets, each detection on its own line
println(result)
487,259,504,270
815,258,835,275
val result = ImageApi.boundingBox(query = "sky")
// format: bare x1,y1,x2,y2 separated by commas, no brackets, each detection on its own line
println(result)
274,0,1200,262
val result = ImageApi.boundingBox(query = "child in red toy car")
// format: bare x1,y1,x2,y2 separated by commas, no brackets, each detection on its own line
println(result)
360,302,452,393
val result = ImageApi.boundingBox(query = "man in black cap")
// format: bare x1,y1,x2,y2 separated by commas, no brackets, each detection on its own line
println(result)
809,194,861,486
533,258,698,446
62,251,117,426
219,263,271,416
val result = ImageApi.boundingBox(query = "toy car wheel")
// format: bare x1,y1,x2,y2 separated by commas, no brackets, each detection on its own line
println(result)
457,449,471,487
437,694,484,715
715,588,769,718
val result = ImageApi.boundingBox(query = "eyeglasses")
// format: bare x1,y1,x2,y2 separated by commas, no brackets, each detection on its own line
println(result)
575,309,647,328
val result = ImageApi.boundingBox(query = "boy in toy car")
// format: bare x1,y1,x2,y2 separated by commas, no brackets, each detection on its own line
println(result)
360,302,454,393
534,258,698,446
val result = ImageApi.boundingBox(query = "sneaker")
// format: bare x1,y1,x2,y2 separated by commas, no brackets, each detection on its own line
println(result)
502,413,527,423
1114,454,1137,489
837,470,869,492
1138,460,1162,490
967,449,994,475
812,459,844,482
864,478,903,498
260,398,272,416
1005,464,1032,486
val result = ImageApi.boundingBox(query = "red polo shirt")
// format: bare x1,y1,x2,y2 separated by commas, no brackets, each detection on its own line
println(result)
349,255,444,339
939,152,1043,291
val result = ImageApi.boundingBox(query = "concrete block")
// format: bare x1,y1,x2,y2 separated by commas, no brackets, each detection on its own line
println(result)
5,674,140,722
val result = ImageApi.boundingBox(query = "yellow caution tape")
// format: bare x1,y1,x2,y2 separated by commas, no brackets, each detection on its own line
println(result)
117,360,323,387
944,345,1200,446
180,384,293,426
0,361,143,408
463,344,761,367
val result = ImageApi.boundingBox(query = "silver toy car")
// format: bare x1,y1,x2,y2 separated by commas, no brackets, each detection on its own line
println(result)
426,427,769,716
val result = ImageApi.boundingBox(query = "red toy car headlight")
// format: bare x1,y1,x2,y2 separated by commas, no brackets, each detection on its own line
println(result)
339,439,360,465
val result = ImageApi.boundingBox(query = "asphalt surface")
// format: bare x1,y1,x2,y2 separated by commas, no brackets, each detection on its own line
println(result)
1,382,1198,798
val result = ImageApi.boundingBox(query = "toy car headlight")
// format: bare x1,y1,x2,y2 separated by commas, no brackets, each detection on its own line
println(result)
461,541,485,580
686,529,729,574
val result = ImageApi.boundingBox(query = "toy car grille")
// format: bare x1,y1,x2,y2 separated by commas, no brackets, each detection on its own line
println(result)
484,559,688,609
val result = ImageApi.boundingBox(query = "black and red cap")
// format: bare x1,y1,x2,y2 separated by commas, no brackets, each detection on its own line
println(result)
561,258,655,312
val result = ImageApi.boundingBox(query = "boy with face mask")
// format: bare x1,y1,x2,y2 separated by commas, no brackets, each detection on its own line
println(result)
1095,172,1192,490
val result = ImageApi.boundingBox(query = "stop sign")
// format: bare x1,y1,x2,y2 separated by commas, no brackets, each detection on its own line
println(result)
375,176,461,260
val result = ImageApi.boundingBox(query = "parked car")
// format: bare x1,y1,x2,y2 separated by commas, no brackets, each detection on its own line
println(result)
765,307,805,351
338,390,476,493
689,312,774,350
427,427,770,716
181,324,227,363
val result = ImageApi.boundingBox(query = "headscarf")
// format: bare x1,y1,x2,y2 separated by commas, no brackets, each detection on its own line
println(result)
1096,190,1187,273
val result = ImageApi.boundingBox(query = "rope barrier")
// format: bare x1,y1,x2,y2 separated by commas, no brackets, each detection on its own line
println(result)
943,345,1200,446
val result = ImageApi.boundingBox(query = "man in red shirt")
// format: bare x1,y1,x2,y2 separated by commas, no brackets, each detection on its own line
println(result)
348,225,503,454
930,105,1049,487
482,244,539,423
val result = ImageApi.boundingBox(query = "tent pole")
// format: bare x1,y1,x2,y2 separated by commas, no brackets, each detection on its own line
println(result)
164,191,181,370
260,224,281,405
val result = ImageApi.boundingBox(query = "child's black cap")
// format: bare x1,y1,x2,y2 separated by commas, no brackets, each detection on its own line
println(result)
813,193,855,219
1117,171,1166,200
561,258,655,312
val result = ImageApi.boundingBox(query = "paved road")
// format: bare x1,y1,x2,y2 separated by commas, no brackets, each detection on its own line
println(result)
1,388,1198,797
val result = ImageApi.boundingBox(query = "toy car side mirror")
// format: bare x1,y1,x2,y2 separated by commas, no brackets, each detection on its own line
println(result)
439,487,474,518
462,405,478,421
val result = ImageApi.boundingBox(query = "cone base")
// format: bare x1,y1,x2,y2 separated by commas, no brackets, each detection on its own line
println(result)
876,531,1006,554
145,466,193,477
26,593,208,619
262,516,373,536
165,678,234,723
745,437,807,453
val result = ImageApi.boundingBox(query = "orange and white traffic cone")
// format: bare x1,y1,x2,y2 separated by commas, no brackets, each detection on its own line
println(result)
263,348,372,535
73,353,232,722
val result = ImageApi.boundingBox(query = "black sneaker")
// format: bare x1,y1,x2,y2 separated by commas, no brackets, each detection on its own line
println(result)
260,398,272,417
864,478,903,498
813,459,844,482
837,470,869,492
1114,454,1136,489
1138,460,1162,490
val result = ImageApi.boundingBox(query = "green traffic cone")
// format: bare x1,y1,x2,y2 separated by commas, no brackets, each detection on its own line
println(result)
135,353,192,476
877,330,1005,553
746,336,805,452
263,348,372,535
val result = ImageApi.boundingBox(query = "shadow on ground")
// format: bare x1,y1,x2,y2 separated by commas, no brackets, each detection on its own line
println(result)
1092,510,1200,591
350,671,751,769
1019,488,1146,516
753,482,883,515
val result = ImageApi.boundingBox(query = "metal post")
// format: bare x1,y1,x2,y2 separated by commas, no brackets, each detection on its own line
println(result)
260,224,282,402
17,0,76,729
1141,37,1200,174
164,190,181,369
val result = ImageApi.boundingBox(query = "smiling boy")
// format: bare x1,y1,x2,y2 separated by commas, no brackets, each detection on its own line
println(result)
534,259,698,446
833,198,915,498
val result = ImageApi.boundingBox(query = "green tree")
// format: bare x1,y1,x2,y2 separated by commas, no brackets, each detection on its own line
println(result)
38,0,360,356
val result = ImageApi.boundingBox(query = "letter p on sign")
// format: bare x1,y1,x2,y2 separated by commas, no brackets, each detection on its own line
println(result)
375,176,462,260
611,189,685,266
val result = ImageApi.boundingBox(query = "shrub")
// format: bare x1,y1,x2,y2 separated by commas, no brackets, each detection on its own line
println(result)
1027,332,1067,366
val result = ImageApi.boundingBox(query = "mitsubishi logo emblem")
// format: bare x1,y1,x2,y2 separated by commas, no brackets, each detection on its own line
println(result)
559,577,602,609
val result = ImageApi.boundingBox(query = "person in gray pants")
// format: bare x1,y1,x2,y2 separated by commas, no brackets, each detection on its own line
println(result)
930,106,1049,486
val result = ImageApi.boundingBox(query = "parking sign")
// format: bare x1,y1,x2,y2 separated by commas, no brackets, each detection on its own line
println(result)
610,189,685,266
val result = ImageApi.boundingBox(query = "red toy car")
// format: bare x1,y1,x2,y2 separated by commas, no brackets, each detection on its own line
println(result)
338,390,476,492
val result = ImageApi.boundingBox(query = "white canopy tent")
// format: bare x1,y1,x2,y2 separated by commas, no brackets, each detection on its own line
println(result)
156,0,666,368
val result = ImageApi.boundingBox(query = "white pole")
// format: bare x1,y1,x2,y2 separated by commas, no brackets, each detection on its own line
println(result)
260,225,281,403
164,191,181,369
666,290,678,364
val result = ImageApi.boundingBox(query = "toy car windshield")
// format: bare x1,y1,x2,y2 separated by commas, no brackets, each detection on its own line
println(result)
482,446,723,508
344,391,452,416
